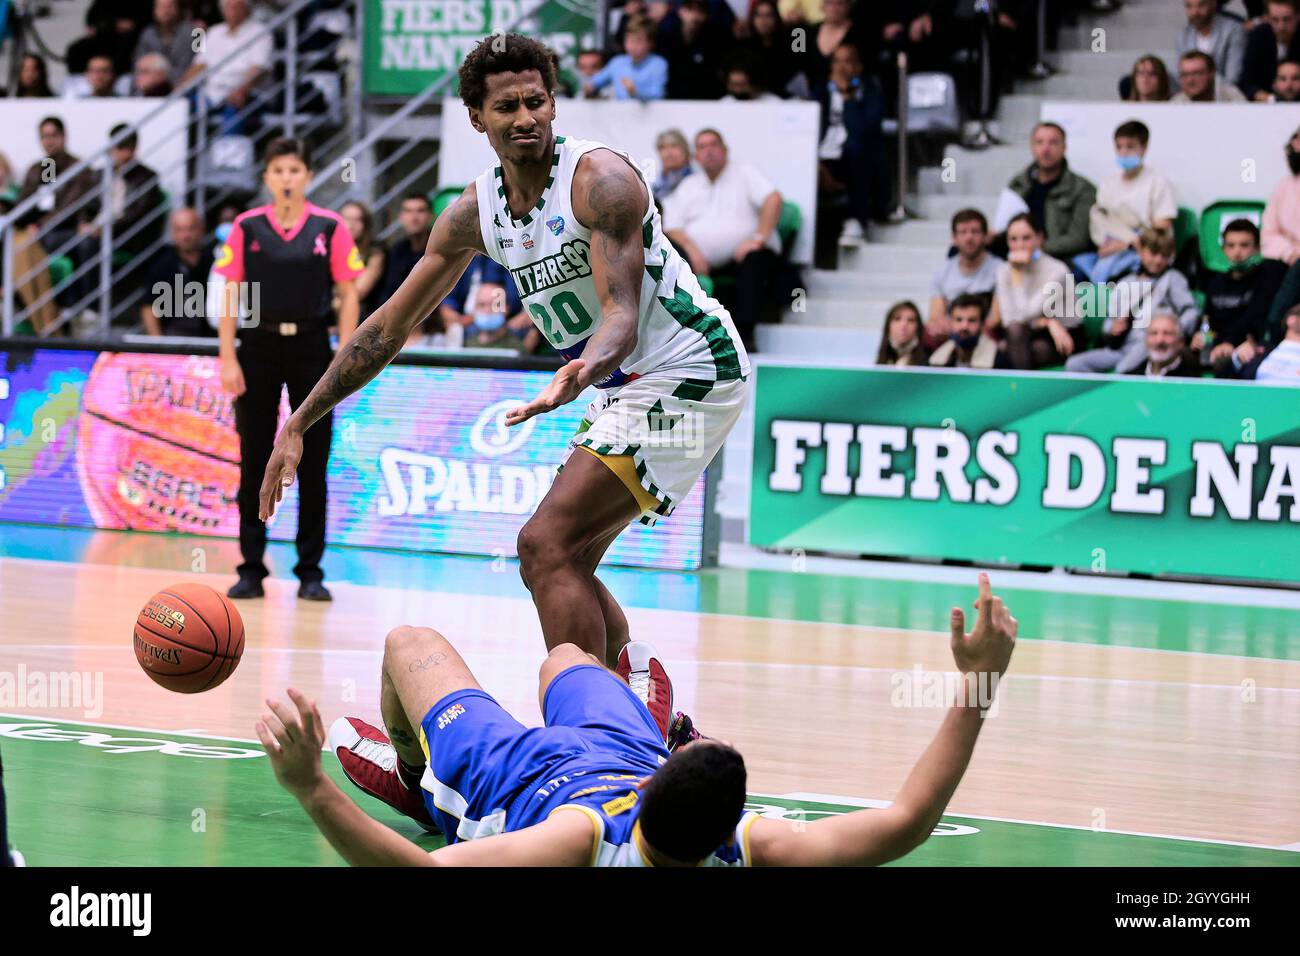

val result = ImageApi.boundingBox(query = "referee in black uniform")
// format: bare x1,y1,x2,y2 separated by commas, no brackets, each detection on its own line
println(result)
217,138,364,601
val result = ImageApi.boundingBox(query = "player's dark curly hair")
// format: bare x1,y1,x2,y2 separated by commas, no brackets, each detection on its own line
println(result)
638,742,747,864
458,33,560,109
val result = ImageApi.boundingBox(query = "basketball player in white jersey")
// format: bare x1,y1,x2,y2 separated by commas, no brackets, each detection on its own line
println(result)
257,34,749,747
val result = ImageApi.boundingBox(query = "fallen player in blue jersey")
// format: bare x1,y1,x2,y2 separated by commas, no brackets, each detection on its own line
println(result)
255,573,1017,866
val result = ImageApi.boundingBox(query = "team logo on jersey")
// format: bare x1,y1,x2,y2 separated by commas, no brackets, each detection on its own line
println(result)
522,232,534,250
435,703,466,730
346,246,365,271
498,237,514,249
215,243,234,268
601,791,638,817
546,215,565,236
249,240,260,253
313,233,328,256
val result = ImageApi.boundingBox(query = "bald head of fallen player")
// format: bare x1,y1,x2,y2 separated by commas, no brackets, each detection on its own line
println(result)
637,740,748,866
458,32,561,168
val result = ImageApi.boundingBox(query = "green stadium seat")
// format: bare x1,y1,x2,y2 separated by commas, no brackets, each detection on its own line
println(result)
777,200,801,252
48,255,73,287
1198,199,1267,274
1075,281,1111,346
1173,205,1198,257
430,185,464,221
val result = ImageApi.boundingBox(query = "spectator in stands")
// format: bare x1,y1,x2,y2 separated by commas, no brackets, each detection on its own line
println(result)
435,258,529,348
1170,50,1248,100
1250,301,1300,380
658,0,728,100
876,300,930,366
926,209,1002,345
1241,0,1300,100
14,117,97,285
1076,120,1175,284
142,207,216,336
779,0,826,25
1178,0,1247,83
722,59,782,101
1262,126,1300,264
991,213,1076,369
126,53,175,96
1270,58,1300,98
869,1,949,73
583,17,669,101
738,0,805,98
609,0,651,56
662,128,784,351
653,128,694,201
1123,313,1200,378
1066,228,1199,374
0,154,18,207
62,55,118,99
179,0,274,134
339,201,385,320
800,0,872,95
1123,55,1173,101
928,293,1010,370
574,49,613,99
376,193,432,310
816,42,890,246
1003,122,1097,263
13,55,55,97
66,0,152,77
1197,219,1286,374
134,0,199,85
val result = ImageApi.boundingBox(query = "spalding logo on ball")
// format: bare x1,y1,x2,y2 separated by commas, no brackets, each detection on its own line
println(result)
134,583,245,693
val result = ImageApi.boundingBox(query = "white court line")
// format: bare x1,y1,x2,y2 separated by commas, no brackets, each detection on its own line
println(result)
721,542,1300,609
781,792,1300,855
2,711,1290,854
5,553,1298,666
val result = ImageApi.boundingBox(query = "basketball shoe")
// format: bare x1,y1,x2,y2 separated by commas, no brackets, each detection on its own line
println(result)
328,716,438,833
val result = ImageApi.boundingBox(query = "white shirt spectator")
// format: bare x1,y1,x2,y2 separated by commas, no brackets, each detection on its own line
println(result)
1090,166,1177,249
1256,339,1300,382
662,162,781,268
930,253,1003,302
195,18,274,103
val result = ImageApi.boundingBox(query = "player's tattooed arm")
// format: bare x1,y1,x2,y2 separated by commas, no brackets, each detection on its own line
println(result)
570,150,647,388
283,186,483,434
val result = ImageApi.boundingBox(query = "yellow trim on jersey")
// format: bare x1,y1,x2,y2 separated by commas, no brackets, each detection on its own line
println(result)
418,726,430,762
739,812,759,867
576,445,659,513
549,804,603,866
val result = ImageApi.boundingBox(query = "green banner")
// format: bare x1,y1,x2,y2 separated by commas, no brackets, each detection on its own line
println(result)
364,0,597,96
750,365,1300,584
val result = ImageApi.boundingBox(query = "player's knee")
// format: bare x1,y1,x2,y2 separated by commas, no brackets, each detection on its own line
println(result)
516,521,567,576
543,642,599,675
383,624,442,663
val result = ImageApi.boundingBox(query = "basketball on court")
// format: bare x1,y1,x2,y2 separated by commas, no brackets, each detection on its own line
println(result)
133,584,245,694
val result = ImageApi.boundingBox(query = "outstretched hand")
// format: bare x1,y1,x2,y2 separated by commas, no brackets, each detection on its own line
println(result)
949,572,1017,681
255,688,327,800
258,424,304,521
505,359,587,426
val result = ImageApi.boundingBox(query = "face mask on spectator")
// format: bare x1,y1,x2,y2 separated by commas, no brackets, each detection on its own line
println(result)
1287,146,1300,175
473,311,507,331
950,329,981,351
1115,154,1142,172
1230,253,1264,273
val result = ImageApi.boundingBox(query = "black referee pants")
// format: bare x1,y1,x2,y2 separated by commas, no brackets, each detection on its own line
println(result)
234,330,334,585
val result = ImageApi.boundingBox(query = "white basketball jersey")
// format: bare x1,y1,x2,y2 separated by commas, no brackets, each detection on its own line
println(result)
473,135,750,389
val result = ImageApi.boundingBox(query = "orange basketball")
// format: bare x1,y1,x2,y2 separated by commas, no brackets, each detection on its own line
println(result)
134,584,245,693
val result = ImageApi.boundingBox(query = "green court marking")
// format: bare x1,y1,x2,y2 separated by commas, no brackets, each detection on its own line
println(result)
5,717,1294,867
3,524,1299,660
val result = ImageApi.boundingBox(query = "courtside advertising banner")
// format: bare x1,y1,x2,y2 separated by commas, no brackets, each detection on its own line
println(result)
363,0,597,95
750,365,1300,585
0,347,706,570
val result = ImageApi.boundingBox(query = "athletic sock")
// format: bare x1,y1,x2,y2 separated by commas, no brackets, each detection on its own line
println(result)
396,757,425,791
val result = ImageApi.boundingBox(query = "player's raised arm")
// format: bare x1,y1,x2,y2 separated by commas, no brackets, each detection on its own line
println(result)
746,574,1018,866
505,151,646,426
258,185,484,519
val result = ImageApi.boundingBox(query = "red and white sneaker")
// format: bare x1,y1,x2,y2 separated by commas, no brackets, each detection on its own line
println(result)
615,641,674,742
328,716,438,833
